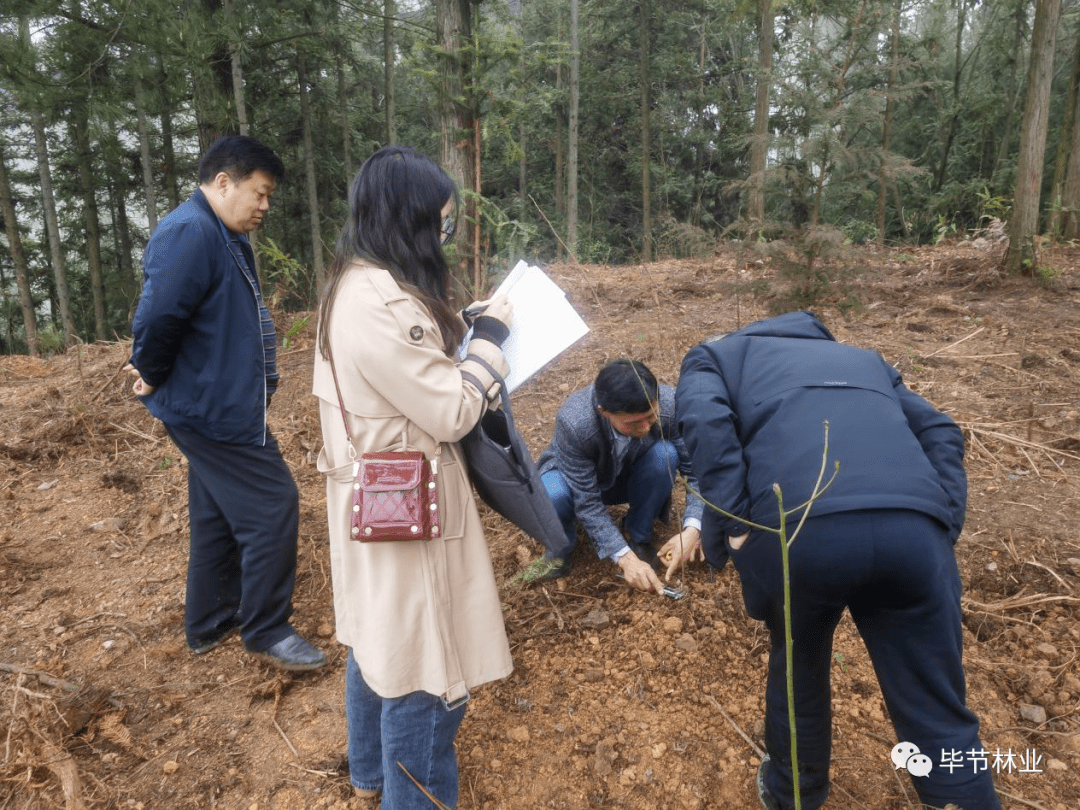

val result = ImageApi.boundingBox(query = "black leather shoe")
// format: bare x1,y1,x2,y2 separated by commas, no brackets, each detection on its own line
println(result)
188,617,242,655
250,632,327,671
757,754,782,810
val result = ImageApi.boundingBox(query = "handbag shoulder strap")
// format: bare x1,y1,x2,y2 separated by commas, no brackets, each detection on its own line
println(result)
462,354,508,407
325,344,358,459
326,343,419,459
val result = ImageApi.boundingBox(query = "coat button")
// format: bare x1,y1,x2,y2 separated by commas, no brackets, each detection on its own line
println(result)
409,325,424,341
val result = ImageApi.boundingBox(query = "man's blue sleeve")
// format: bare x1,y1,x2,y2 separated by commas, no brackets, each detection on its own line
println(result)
889,362,967,542
131,220,213,388
676,345,752,561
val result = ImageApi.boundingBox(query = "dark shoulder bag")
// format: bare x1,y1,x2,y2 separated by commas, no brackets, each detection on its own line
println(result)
460,355,565,554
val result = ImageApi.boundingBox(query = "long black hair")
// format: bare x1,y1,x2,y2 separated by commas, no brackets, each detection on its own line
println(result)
318,146,463,358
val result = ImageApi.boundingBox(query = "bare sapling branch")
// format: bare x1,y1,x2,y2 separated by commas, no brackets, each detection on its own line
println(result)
687,421,839,810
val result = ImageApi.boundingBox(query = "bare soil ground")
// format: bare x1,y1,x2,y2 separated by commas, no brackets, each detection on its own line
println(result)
1,244,1079,810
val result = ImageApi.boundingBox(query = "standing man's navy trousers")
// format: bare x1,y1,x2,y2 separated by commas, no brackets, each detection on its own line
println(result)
731,509,1000,810
165,425,299,653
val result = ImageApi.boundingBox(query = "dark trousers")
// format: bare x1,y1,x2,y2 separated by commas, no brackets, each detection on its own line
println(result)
542,439,679,557
165,425,298,652
732,509,1000,810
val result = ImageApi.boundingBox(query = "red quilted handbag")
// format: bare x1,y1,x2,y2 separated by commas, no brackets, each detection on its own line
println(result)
351,450,440,542
327,344,441,543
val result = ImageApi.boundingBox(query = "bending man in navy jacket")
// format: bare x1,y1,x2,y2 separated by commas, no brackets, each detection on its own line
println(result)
127,136,325,671
536,359,707,594
677,312,998,810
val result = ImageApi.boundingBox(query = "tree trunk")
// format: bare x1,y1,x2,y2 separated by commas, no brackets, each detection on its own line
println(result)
223,0,248,136
519,121,527,209
436,0,472,189
1004,0,1061,275
747,0,773,228
876,0,901,244
691,19,706,228
194,0,235,148
436,0,477,283
338,50,352,177
30,107,77,345
0,142,39,356
516,3,526,212
1062,36,1080,240
555,10,565,261
992,0,1028,194
298,56,326,291
473,119,482,290
159,62,181,211
639,0,652,262
108,174,140,324
567,0,580,261
933,0,967,193
384,0,396,146
134,76,159,233
224,17,264,281
72,109,108,340
1049,29,1080,237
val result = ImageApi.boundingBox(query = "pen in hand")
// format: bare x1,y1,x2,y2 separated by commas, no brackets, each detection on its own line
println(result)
462,304,488,325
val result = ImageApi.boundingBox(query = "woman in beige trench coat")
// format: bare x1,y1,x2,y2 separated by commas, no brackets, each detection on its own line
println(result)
313,146,514,809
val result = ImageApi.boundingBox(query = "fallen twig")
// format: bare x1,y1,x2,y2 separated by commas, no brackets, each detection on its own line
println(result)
540,585,566,631
286,761,337,777
1023,559,1074,593
705,694,766,759
921,326,984,358
397,761,451,809
89,360,129,404
961,423,1080,463
271,716,300,762
5,672,23,765
962,593,1080,612
107,421,161,444
0,663,79,693
38,738,88,810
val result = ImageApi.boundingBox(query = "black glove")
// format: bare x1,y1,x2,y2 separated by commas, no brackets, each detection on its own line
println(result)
470,315,510,347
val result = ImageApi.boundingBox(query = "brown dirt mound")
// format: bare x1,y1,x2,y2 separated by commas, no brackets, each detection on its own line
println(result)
1,244,1078,809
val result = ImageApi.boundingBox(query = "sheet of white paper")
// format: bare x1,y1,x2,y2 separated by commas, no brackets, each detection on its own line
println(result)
460,262,590,392
494,260,531,296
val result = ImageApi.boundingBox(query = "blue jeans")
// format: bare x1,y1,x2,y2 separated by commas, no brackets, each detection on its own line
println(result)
542,439,679,555
346,650,467,808
732,510,1000,810
164,425,298,652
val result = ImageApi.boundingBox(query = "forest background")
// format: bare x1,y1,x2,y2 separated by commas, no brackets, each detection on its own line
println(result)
0,0,1077,355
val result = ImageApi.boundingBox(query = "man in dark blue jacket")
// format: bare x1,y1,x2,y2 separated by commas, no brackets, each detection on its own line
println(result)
127,136,325,671
677,312,999,810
